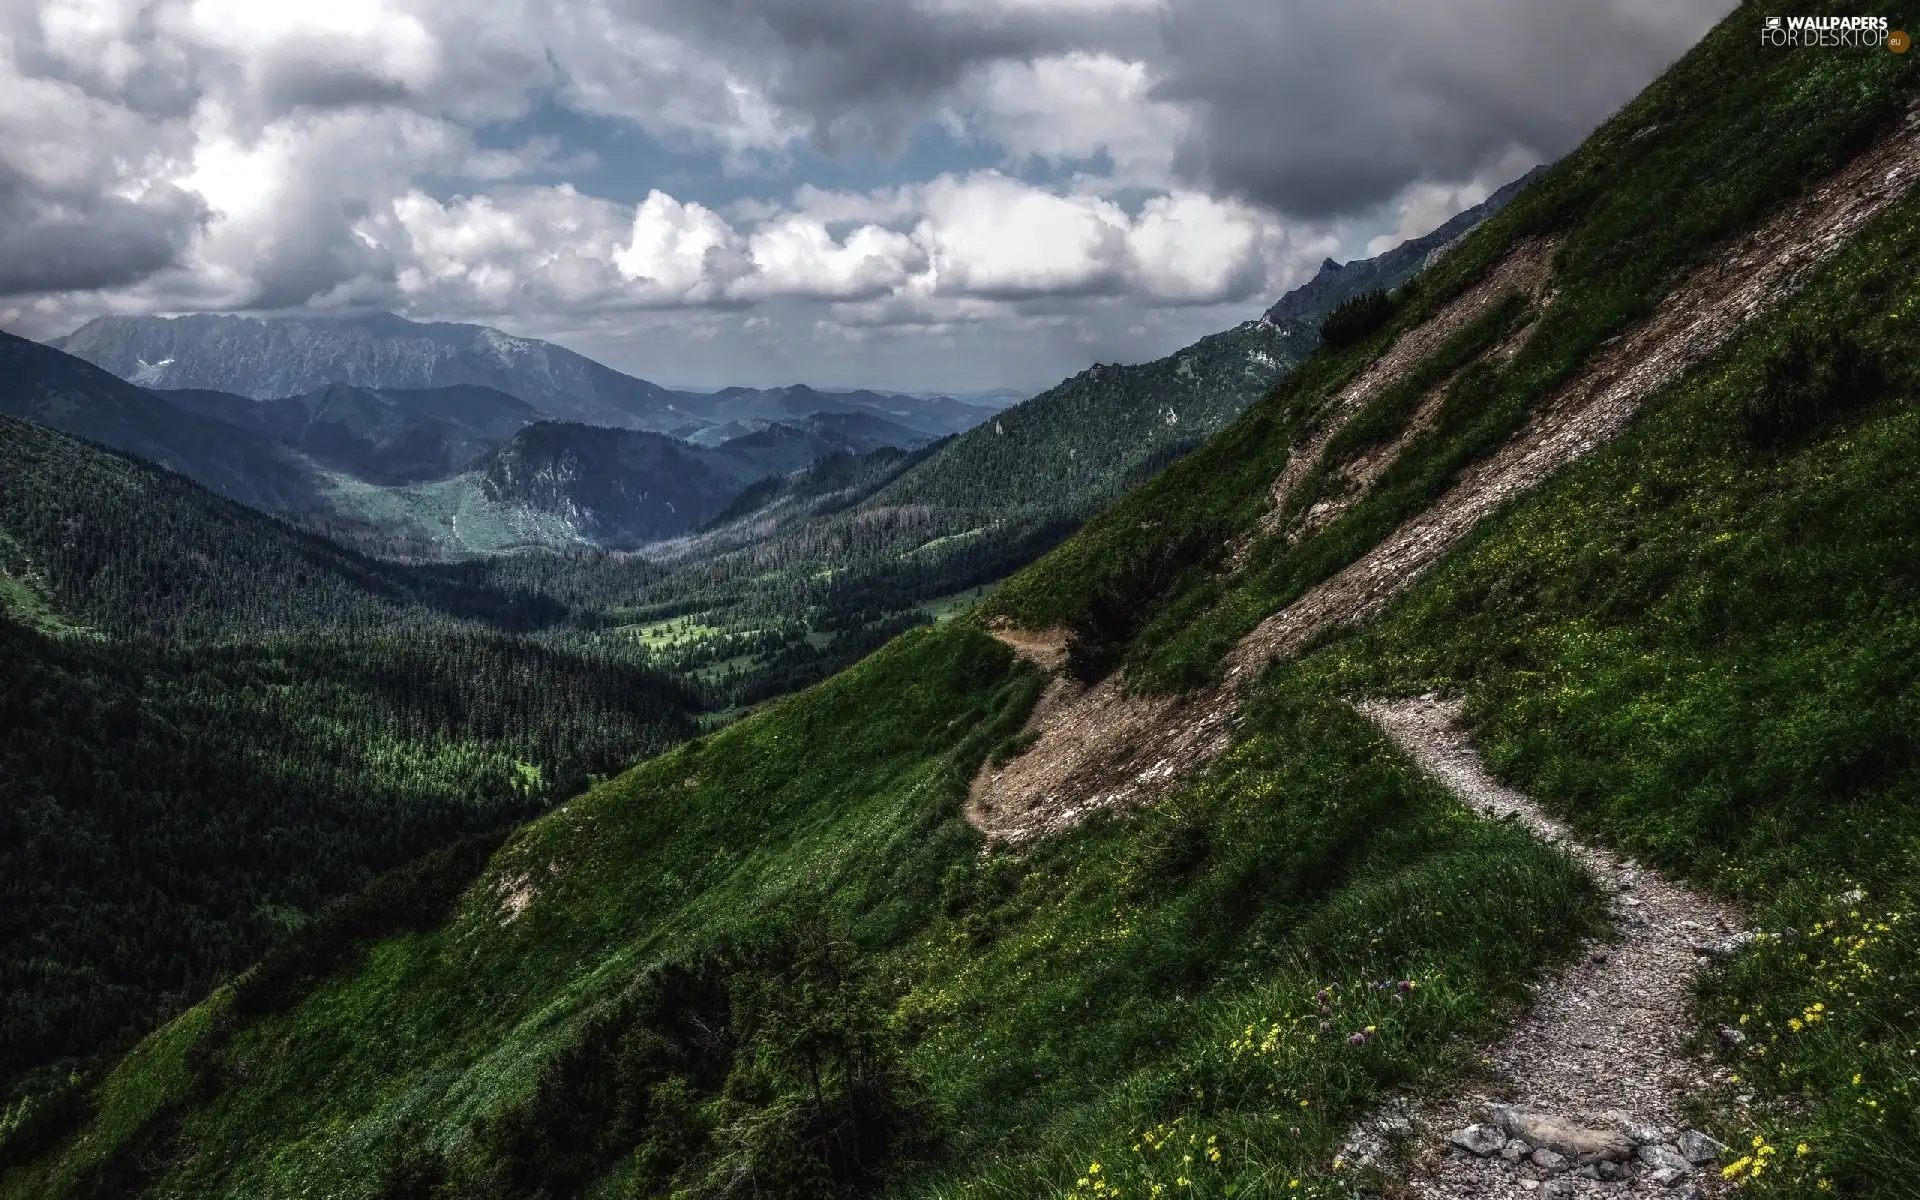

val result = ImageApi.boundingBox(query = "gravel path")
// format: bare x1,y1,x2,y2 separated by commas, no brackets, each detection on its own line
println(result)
1352,695,1747,1198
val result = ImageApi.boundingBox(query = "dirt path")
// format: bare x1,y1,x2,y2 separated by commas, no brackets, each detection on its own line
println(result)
970,103,1920,845
1350,696,1746,1198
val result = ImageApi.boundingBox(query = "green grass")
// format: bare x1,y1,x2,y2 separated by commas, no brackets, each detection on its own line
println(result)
0,624,1601,1199
8,6,1920,1198
919,584,997,624
1295,177,1920,1195
322,469,585,555
984,0,1915,698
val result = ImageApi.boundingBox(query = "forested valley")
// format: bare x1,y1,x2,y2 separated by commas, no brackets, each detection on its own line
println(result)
0,169,1511,1108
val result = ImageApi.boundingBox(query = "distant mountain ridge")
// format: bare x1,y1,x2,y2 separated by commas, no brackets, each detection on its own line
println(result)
1265,167,1544,325
159,382,542,484
0,330,330,517
50,311,693,432
48,313,1003,441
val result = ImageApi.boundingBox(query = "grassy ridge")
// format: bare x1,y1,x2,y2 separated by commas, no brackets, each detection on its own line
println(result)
987,0,1915,698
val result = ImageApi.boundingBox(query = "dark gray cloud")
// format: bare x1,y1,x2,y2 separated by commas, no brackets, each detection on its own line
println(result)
0,173,204,298
630,0,1149,154
0,0,1742,390
1156,0,1735,217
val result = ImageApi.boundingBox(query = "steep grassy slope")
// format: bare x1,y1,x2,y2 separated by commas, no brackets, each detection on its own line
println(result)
7,5,1917,1198
987,2,1913,697
0,625,1596,1200
1311,185,1920,1195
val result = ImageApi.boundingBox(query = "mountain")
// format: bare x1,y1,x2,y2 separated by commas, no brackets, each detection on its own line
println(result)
0,413,698,1097
679,384,993,439
12,9,1918,1197
159,382,544,484
471,423,777,548
686,410,935,455
798,409,938,453
511,171,1523,705
47,313,1003,443
1264,166,1544,325
49,311,696,431
0,330,330,517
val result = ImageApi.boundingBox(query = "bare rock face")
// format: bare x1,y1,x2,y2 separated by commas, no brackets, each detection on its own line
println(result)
1493,1106,1636,1163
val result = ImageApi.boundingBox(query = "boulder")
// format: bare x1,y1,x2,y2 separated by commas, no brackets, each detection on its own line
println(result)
1493,1106,1636,1163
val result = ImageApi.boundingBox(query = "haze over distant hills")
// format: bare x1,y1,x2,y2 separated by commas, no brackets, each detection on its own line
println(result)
7,171,1532,562
50,312,1005,442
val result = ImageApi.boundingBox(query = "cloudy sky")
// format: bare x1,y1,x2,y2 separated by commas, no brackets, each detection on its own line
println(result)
0,0,1734,392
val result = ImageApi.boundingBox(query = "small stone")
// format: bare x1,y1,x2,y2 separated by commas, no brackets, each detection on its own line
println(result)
1716,1024,1747,1047
1638,1144,1690,1175
1649,1166,1688,1187
1502,1139,1531,1163
1674,1185,1707,1200
1543,1180,1578,1197
1576,1164,1602,1180
1531,1147,1569,1175
1593,1160,1629,1182
1448,1124,1508,1157
1677,1130,1726,1165
1626,1124,1663,1145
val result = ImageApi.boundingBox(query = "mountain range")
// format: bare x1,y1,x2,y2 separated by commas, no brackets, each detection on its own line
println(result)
9,9,1919,1196
50,312,1002,441
8,171,1527,564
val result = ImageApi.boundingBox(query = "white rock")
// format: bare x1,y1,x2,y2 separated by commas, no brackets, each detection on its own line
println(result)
1448,1124,1508,1156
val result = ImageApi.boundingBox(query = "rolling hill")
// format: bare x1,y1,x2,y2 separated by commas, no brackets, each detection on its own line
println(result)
0,331,330,519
